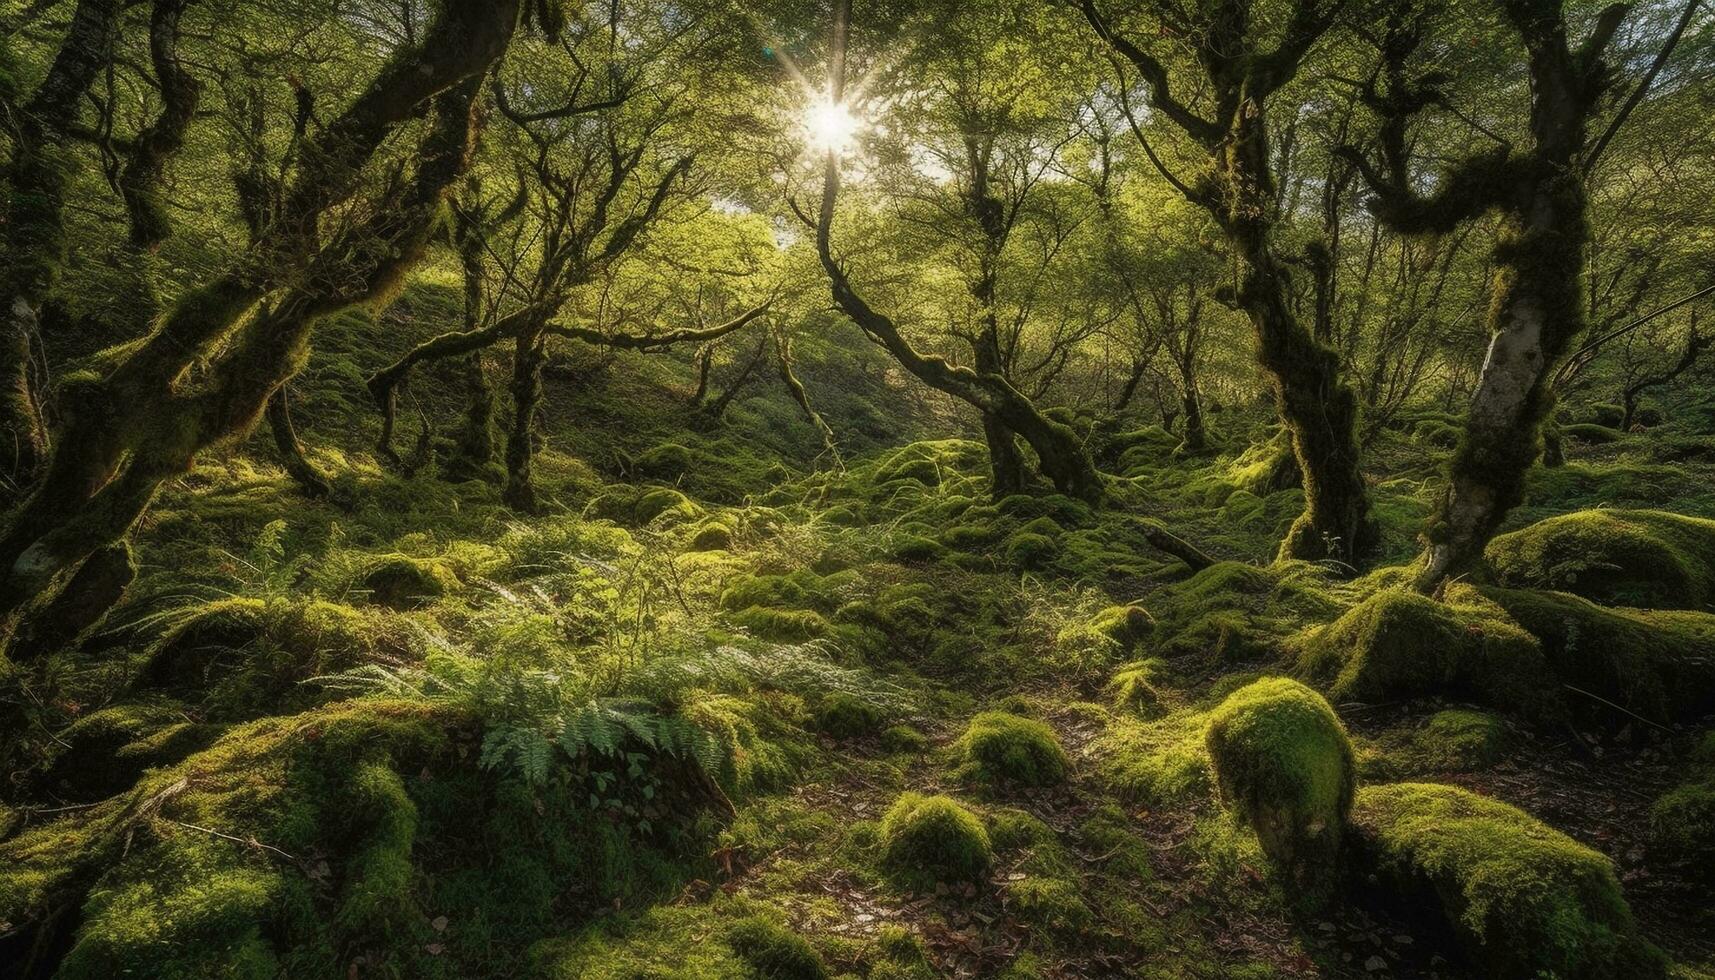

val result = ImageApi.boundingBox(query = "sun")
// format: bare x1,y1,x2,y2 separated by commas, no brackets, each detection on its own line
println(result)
805,97,861,154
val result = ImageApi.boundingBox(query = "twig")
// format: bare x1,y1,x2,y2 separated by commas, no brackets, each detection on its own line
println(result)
166,819,300,862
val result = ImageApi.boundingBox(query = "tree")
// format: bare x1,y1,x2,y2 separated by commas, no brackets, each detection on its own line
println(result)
0,0,525,655
801,0,1105,502
1339,0,1701,591
1081,0,1380,566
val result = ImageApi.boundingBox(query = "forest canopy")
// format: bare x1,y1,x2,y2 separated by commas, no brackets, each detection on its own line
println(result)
2,0,1714,977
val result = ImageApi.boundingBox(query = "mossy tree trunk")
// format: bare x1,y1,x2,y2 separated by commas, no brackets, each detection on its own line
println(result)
0,0,123,495
1081,0,1377,566
503,331,546,512
266,386,332,499
1339,0,1653,591
0,3,521,654
118,0,202,252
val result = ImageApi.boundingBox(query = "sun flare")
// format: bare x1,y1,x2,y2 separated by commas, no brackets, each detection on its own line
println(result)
805,97,861,154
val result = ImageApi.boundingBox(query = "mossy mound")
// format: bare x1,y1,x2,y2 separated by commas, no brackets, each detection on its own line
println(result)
531,903,823,979
1204,678,1354,900
0,699,733,980
1413,710,1510,772
361,553,461,609
1095,705,1213,806
1561,422,1625,445
1350,782,1665,980
1148,561,1344,663
812,692,885,739
724,915,831,979
1297,587,1561,723
1106,658,1167,716
1484,587,1715,723
1485,509,1715,610
37,703,223,801
954,711,1070,787
719,568,858,641
587,485,705,526
1649,780,1715,881
140,598,399,720
1005,876,1093,935
878,792,992,889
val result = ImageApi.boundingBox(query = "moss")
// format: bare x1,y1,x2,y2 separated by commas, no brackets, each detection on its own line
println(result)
588,486,705,526
1107,659,1167,716
954,712,1070,787
1005,877,1093,935
1096,705,1213,806
1088,604,1153,651
41,703,222,800
813,692,885,738
142,598,396,720
868,926,936,979
878,792,992,889
889,533,947,562
635,442,696,480
1415,710,1510,772
880,724,928,754
1297,586,1561,723
532,904,759,979
1649,780,1715,881
1204,678,1354,902
1351,782,1666,980
1561,422,1625,445
1485,509,1715,610
361,553,460,609
1003,531,1059,569
687,517,736,552
1484,587,1715,723
730,606,832,641
1411,418,1462,448
725,915,830,980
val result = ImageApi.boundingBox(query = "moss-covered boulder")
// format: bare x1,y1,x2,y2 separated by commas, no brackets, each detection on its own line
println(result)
878,792,992,888
1350,783,1665,980
361,554,460,609
1204,678,1354,900
1486,509,1715,610
1485,587,1715,723
1,699,737,980
954,712,1070,787
1297,587,1561,722
38,703,222,801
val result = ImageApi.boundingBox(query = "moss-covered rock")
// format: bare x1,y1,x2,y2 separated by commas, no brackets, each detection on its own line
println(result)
1560,422,1625,445
1350,782,1665,980
812,692,885,739
724,915,830,979
141,598,397,720
39,703,222,800
878,792,992,888
1648,780,1715,881
1204,678,1354,901
1484,587,1715,723
361,553,460,609
1485,509,1715,610
1005,876,1093,935
1297,587,1561,722
954,712,1070,787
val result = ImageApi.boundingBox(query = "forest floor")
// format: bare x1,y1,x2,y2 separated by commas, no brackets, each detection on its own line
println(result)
3,291,1715,979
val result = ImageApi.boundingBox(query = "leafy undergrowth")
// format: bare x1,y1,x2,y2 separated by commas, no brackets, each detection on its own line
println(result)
4,356,1715,979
